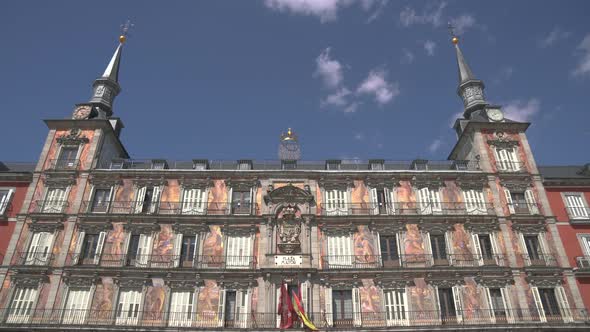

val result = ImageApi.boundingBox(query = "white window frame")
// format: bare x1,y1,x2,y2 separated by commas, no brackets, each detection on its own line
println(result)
452,285,464,323
462,189,487,215
43,187,69,213
135,233,153,267
483,286,515,324
563,193,590,220
7,287,39,324
471,233,501,266
168,290,197,327
25,231,55,266
578,234,590,267
181,187,207,215
326,234,353,267
116,289,143,325
134,185,161,214
494,146,520,172
217,288,250,328
88,186,114,213
0,188,15,215
324,189,349,216
417,187,442,215
62,287,93,324
225,233,252,269
383,288,409,326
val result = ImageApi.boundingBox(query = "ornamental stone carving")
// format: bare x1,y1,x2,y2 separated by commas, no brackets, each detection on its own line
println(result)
56,128,89,145
29,220,64,233
277,205,302,254
78,222,113,234
264,183,314,205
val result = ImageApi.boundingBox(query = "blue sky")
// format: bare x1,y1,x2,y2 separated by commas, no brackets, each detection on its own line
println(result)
1,1,589,164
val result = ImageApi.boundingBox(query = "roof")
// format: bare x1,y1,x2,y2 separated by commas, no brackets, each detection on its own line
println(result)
0,162,35,173
539,165,590,179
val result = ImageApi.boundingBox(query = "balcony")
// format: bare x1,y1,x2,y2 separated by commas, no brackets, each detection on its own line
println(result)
14,251,55,266
507,202,540,215
566,206,590,223
80,201,258,216
321,254,507,270
496,161,526,173
320,202,495,216
0,308,586,329
69,253,257,270
522,253,559,267
47,159,80,171
575,256,590,275
30,200,68,214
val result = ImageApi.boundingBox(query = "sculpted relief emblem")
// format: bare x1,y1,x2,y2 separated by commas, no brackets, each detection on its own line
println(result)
277,204,302,254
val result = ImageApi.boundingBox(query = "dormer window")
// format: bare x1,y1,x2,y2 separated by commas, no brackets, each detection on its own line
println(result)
411,159,428,171
369,160,384,170
192,159,209,170
151,160,167,170
326,160,341,170
110,159,126,169
237,160,252,170
281,160,297,170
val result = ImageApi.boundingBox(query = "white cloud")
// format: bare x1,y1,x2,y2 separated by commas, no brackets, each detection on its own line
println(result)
424,40,436,56
353,132,364,140
503,98,540,122
399,2,447,27
449,14,476,35
321,87,351,106
363,0,388,23
572,34,590,77
401,48,415,64
428,138,443,153
264,0,386,23
344,102,360,113
314,48,344,88
539,27,571,48
356,70,400,105
492,66,514,84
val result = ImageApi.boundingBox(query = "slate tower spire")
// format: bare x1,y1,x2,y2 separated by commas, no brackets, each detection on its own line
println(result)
451,32,487,119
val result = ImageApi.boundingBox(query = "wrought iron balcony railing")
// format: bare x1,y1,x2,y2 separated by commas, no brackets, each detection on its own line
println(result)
575,256,590,269
321,254,507,270
0,308,587,328
30,200,68,214
320,202,495,216
507,202,541,215
496,161,526,172
13,251,55,266
47,159,80,171
80,201,259,215
566,206,590,220
69,253,257,270
522,253,559,267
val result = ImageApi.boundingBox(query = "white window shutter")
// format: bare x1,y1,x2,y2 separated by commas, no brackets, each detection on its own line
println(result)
370,188,379,215
93,232,106,264
150,186,160,214
73,231,85,264
445,231,454,266
452,285,464,323
324,287,333,327
173,233,183,267
396,232,403,265
384,187,395,215
136,234,152,267
418,188,431,214
39,232,55,263
217,289,226,327
524,189,539,214
555,286,573,323
566,195,588,219
236,289,250,328
0,189,13,214
504,189,515,214
507,148,519,170
300,281,310,314
483,287,495,323
134,187,146,213
423,232,432,266
500,287,514,323
518,232,531,266
26,233,41,264
490,233,501,265
352,287,362,326
471,233,483,266
430,189,442,213
226,187,233,214
181,188,193,214
531,287,546,323
537,233,552,265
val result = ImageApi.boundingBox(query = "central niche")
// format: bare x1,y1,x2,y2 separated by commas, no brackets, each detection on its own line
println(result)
276,204,302,254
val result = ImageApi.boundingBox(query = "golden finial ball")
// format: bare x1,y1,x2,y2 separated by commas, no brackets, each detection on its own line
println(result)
452,36,459,45
119,35,127,43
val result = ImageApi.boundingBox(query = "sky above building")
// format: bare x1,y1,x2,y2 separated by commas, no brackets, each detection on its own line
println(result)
1,1,589,164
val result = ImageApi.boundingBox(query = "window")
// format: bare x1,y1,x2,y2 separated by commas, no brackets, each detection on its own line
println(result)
326,161,341,170
471,233,501,266
437,287,461,324
127,234,152,267
462,189,487,215
369,160,384,170
531,287,572,323
430,234,448,262
79,232,106,265
485,287,514,323
116,289,142,325
226,235,252,268
182,188,206,215
564,194,589,220
192,160,208,170
494,147,520,171
370,187,395,215
43,187,67,213
151,160,167,169
231,189,252,215
218,289,250,328
56,146,79,169
169,291,195,327
237,160,252,170
384,289,408,326
0,189,14,215
324,189,348,216
7,287,38,323
579,235,590,268
281,160,297,170
417,188,442,214
518,233,552,266
90,188,112,213
134,186,160,214
380,235,401,267
332,290,354,326
62,288,92,324
26,232,54,265
327,235,353,267
174,234,198,268
504,188,539,215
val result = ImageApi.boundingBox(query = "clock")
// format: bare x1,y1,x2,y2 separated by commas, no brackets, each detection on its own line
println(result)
72,105,92,120
486,107,504,122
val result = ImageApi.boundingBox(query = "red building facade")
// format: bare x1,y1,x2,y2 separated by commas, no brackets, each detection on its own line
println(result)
541,165,590,309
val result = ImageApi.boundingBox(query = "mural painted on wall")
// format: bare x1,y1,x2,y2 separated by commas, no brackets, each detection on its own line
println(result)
452,224,473,259
315,186,323,216
161,179,180,204
462,277,488,322
409,278,437,323
202,226,223,266
397,181,415,212
351,180,370,213
44,129,95,170
35,280,51,309
115,179,134,202
354,226,377,263
441,181,463,203
102,223,126,259
90,278,115,321
12,224,30,265
208,180,227,215
482,130,530,173
507,221,525,266
251,287,258,314
143,279,166,323
0,276,10,307
51,230,65,267
152,225,174,266
197,280,221,324
360,279,382,315
404,224,426,264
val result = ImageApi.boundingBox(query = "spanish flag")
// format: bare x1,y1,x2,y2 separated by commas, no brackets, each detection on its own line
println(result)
291,290,318,331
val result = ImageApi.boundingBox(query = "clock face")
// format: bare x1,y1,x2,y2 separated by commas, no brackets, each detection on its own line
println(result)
486,108,504,122
72,106,92,120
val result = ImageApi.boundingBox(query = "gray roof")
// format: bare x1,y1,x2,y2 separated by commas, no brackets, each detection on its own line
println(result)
539,165,590,179
0,162,35,173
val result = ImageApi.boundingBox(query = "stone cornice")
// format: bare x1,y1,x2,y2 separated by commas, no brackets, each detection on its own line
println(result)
179,177,213,189
318,177,354,190
411,175,445,188
29,220,64,233
511,221,546,234
124,221,160,234
42,173,77,187
78,221,113,234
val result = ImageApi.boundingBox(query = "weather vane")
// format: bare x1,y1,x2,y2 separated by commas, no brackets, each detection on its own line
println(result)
448,22,459,45
119,19,134,43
